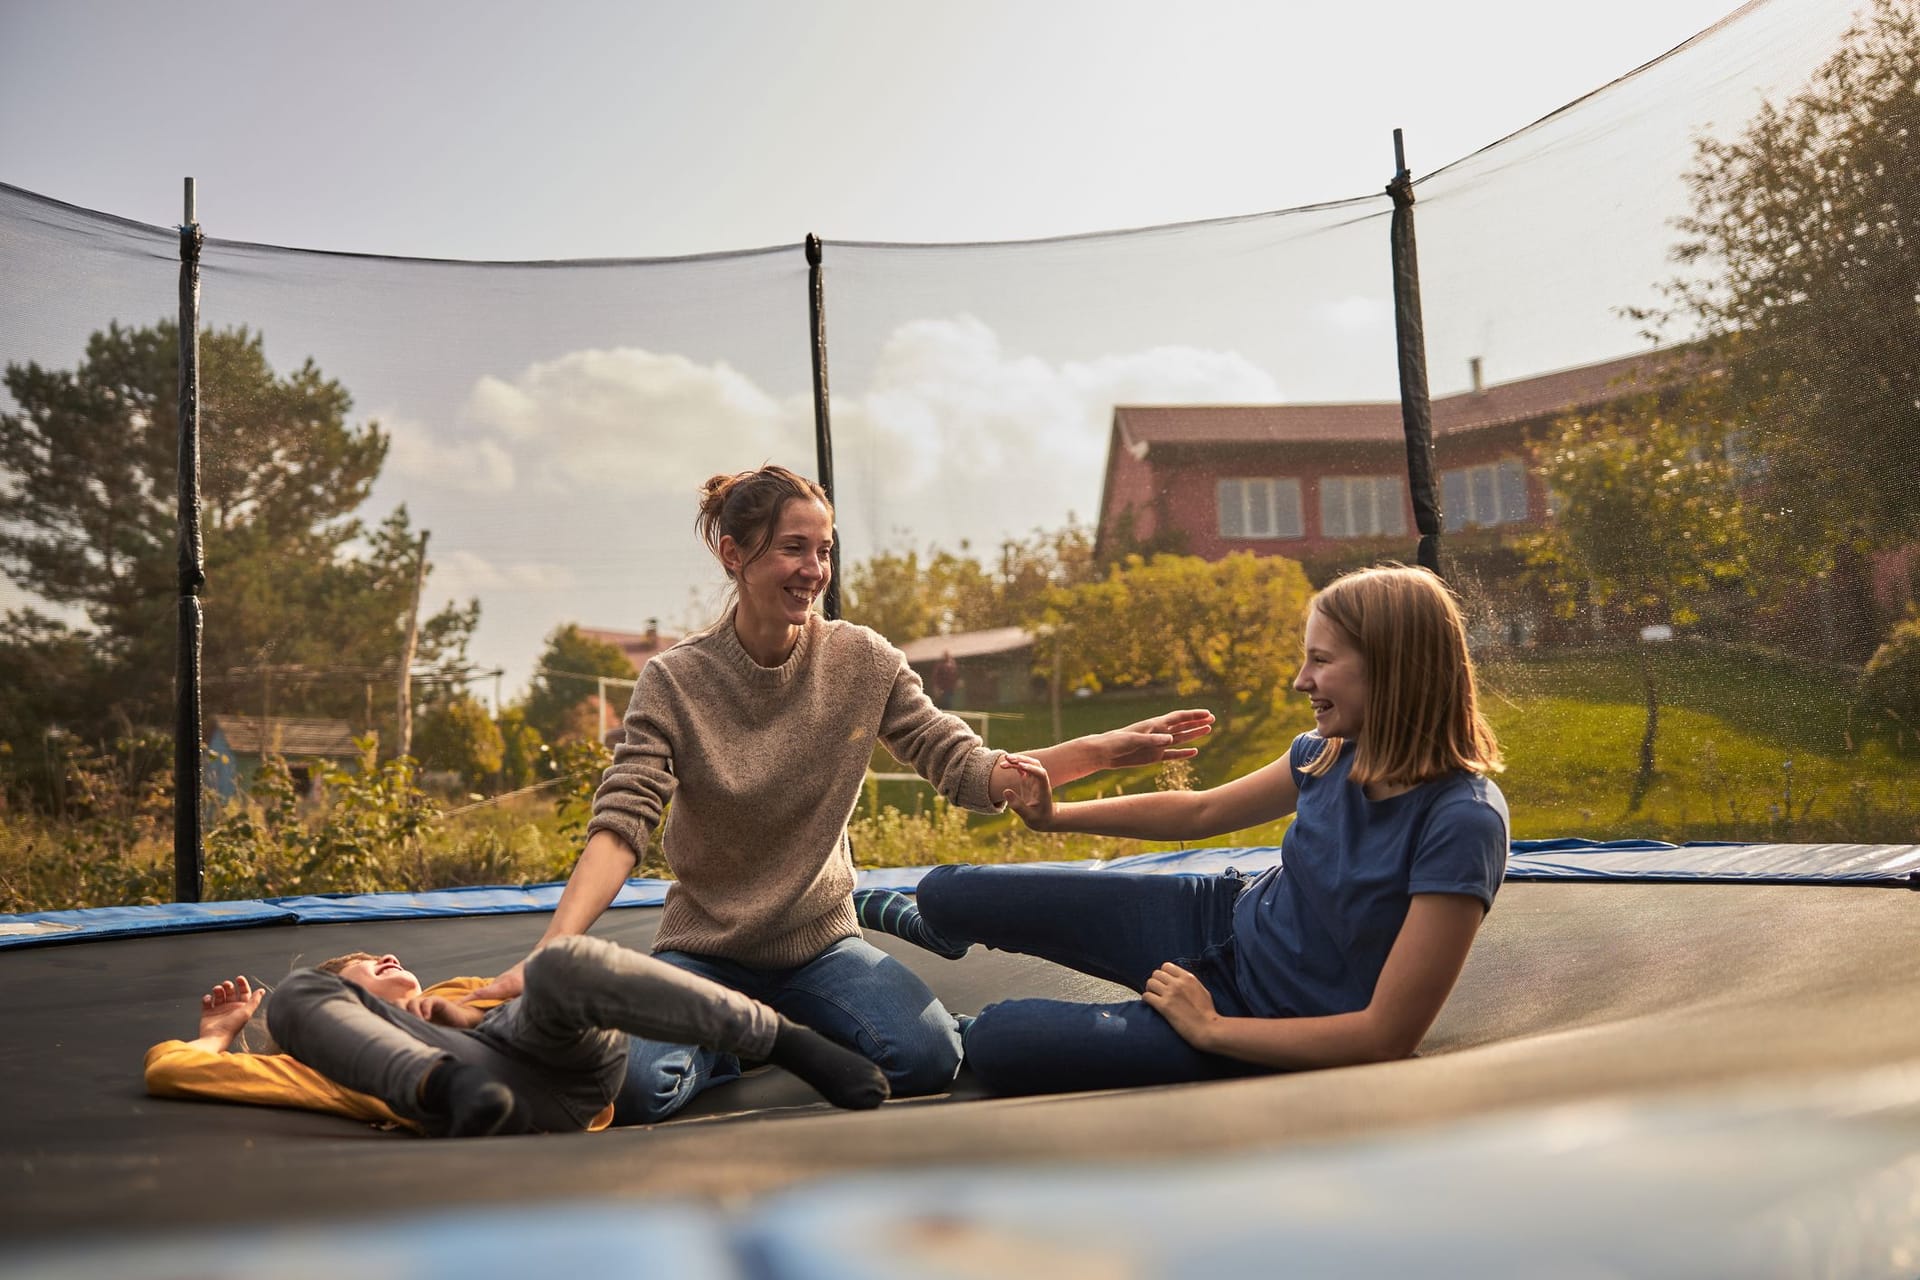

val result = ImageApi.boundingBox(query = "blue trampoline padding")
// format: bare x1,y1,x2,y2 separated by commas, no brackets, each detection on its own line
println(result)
0,880,670,950
1506,839,1920,885
2,842,1913,950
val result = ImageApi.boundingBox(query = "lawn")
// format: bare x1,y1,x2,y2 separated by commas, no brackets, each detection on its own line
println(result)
858,642,1917,866
9,642,1909,910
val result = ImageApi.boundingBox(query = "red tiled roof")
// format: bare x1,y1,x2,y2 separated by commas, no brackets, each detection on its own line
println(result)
897,627,1033,664
208,716,359,758
1114,351,1666,449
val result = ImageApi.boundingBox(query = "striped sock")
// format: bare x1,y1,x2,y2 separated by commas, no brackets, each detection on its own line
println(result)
852,888,969,960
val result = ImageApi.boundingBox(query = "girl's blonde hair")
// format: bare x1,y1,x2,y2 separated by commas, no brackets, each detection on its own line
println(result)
1300,564,1502,787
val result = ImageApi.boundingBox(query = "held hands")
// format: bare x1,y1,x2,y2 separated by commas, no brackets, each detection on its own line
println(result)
399,993,487,1028
198,976,265,1048
1143,962,1220,1049
1094,709,1215,769
998,753,1057,831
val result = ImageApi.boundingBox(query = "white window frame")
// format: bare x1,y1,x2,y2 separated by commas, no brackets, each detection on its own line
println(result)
1217,477,1304,540
1319,474,1407,539
1441,457,1530,530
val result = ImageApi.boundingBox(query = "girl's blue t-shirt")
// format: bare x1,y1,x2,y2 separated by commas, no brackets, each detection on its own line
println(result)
1230,733,1509,1020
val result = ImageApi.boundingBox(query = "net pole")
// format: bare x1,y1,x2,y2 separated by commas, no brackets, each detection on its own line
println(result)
805,233,841,620
1387,130,1443,578
173,177,206,903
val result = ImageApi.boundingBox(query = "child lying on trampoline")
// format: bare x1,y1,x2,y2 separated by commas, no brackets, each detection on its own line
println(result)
144,935,888,1136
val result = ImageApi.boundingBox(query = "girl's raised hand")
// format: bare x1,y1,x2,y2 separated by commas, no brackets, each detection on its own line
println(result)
998,753,1056,831
1143,962,1220,1048
198,976,264,1046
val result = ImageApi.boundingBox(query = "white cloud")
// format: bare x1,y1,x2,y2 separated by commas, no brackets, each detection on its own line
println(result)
1323,295,1394,333
459,347,800,496
833,314,1280,552
382,412,517,495
430,548,578,597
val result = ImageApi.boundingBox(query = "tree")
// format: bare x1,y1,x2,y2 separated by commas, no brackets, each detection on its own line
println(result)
494,706,547,791
412,694,505,789
842,518,1100,643
1664,0,1920,567
0,320,477,741
1038,552,1314,729
522,625,635,745
1526,386,1749,809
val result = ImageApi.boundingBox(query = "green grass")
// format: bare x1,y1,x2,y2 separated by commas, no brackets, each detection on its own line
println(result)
7,644,1913,911
863,643,1918,863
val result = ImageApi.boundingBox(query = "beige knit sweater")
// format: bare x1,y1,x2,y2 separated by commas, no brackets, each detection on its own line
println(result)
586,613,1003,967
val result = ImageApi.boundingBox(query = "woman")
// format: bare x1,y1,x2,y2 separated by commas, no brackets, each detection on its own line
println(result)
893,564,1509,1096
474,464,1208,1120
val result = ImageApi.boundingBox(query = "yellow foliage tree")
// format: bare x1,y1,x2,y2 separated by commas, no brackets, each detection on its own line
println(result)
1037,552,1314,728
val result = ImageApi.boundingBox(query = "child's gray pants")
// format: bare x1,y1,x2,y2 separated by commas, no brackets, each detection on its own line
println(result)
266,934,782,1132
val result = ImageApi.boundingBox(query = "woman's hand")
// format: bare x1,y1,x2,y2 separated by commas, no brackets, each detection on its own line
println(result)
997,753,1057,830
1094,709,1215,768
1143,962,1221,1049
197,976,264,1048
465,961,527,1004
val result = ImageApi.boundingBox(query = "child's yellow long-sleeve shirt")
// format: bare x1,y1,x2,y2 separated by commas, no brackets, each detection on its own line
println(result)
143,977,615,1134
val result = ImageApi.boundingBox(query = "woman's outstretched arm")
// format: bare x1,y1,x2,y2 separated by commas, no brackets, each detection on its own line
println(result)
1144,893,1486,1069
467,830,639,1001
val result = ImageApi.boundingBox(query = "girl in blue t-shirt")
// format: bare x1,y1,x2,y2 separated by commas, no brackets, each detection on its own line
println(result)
875,564,1509,1096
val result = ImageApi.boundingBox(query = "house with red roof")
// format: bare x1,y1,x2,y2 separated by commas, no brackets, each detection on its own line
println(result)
1095,352,1661,568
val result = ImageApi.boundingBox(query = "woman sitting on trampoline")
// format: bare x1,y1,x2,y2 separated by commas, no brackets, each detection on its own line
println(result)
867,564,1509,1095
152,936,887,1137
470,463,1209,1121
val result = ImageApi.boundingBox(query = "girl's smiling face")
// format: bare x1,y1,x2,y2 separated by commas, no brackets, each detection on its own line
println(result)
335,954,423,1004
1294,607,1369,740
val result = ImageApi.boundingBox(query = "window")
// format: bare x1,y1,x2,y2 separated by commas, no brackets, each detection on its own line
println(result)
1217,477,1304,540
1319,475,1407,539
1442,457,1530,530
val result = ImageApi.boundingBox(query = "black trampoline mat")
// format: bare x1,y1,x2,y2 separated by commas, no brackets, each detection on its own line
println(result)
3,882,1916,1241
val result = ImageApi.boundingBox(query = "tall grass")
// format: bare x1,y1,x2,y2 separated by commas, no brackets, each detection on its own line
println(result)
6,644,1914,913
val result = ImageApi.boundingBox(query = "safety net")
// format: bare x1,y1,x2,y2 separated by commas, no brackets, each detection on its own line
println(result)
3,0,1917,912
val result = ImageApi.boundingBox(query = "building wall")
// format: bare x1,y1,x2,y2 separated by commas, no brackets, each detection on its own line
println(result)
1104,425,1549,564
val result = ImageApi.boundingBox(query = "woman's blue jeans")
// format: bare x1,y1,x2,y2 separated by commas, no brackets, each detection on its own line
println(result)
612,935,961,1124
917,863,1263,1096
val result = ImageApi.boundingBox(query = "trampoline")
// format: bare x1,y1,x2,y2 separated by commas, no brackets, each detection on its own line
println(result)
4,848,1917,1275
6,0,1920,1270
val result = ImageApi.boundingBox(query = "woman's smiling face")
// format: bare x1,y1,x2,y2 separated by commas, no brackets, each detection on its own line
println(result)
1294,607,1368,740
726,497,834,633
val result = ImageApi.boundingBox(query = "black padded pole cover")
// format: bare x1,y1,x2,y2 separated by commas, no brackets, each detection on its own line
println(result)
1388,133,1442,578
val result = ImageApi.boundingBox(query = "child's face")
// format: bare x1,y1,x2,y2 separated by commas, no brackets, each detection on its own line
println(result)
336,954,424,1003
1294,608,1368,740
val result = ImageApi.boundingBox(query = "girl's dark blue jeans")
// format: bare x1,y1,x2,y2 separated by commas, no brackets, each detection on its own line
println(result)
916,863,1266,1095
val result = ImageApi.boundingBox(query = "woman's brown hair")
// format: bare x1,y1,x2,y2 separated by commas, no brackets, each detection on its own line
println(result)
695,464,833,586
1300,564,1502,788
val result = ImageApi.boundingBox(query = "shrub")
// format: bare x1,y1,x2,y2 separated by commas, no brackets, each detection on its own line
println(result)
1859,615,1920,749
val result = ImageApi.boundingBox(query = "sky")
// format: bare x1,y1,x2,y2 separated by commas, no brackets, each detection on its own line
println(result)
2,0,1749,255
0,0,1850,703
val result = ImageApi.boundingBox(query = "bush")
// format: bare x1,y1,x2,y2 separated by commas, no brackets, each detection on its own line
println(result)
1860,615,1920,748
